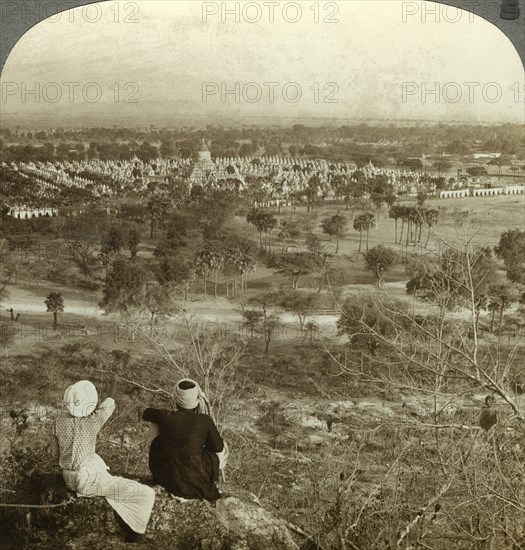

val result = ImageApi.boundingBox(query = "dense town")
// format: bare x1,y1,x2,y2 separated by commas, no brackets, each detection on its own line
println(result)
1,125,523,219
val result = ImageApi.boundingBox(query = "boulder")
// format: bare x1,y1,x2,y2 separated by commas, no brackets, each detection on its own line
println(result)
0,475,300,549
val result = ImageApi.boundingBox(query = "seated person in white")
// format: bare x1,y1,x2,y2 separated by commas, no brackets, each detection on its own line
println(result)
53,379,155,543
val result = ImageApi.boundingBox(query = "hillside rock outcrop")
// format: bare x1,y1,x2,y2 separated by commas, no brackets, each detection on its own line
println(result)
0,474,300,549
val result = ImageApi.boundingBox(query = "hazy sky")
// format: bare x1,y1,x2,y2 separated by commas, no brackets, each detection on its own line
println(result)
1,0,523,124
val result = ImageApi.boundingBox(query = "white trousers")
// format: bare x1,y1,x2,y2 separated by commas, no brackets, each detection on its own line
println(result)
63,454,155,534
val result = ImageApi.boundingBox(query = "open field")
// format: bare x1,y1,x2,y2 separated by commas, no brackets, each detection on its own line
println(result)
303,194,525,253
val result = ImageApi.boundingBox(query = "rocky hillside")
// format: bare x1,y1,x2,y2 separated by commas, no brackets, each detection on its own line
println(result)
0,476,303,549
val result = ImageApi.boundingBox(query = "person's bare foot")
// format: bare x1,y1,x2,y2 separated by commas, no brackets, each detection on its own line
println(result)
169,493,192,503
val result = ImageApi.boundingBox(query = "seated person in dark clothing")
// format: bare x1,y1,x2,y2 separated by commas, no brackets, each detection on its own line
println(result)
142,379,224,501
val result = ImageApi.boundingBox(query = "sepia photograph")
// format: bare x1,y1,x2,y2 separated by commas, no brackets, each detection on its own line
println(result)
0,1,524,548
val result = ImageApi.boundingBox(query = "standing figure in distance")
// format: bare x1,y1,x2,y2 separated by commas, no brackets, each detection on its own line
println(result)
142,378,225,501
54,379,155,543
478,395,498,432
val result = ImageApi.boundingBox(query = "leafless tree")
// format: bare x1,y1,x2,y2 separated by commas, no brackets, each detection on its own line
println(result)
320,230,524,548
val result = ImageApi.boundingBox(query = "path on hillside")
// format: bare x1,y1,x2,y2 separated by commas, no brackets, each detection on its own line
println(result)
3,284,101,317
3,281,517,330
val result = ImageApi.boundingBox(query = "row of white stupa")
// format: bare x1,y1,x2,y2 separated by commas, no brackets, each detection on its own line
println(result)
23,155,445,184
17,162,445,199
21,155,437,185
14,154,471,204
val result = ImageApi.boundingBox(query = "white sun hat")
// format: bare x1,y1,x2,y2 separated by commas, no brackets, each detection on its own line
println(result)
63,380,98,418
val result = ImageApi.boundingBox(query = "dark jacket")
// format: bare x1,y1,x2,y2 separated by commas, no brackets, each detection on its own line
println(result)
142,407,224,501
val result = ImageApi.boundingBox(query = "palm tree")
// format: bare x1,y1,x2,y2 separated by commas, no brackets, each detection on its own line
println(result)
236,253,257,293
192,251,211,299
363,212,376,251
389,205,402,244
422,208,439,248
353,212,376,252
404,207,419,247
353,216,366,252
208,250,225,300
321,213,347,253
45,292,64,330
398,205,409,245
225,249,257,295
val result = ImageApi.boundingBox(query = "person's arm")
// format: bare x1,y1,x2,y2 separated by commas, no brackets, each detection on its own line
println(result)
205,417,224,453
89,374,118,428
142,408,164,424
91,397,116,427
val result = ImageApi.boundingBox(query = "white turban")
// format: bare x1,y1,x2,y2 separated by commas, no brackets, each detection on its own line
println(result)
63,380,98,418
174,379,202,410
